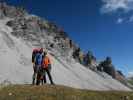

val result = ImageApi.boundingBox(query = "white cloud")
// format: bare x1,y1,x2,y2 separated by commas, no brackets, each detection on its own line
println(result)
117,18,124,23
101,0,133,23
101,0,133,13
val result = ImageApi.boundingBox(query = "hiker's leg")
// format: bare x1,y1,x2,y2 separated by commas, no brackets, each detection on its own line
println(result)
32,65,36,85
46,69,54,84
41,79,44,85
43,69,47,84
40,74,44,85
36,66,41,85
40,68,46,85
36,73,41,85
32,72,35,85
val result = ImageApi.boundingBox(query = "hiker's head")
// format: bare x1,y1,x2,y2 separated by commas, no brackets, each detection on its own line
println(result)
34,48,39,53
43,51,47,56
39,48,43,53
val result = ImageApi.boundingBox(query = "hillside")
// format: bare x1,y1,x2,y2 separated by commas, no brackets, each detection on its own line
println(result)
0,2,131,91
0,85,132,100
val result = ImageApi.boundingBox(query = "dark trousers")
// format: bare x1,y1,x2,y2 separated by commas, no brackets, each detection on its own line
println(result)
33,65,41,85
43,68,54,84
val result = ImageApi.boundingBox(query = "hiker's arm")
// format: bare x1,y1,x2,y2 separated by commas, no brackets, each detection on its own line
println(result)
32,52,34,63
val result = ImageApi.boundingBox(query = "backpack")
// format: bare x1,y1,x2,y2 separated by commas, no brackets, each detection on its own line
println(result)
35,53,43,65
42,56,51,69
32,48,40,63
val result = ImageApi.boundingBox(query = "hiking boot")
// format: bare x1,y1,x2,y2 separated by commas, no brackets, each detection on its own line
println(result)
51,82,55,85
32,79,35,85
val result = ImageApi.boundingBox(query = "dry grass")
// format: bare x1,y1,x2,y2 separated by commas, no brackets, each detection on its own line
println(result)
0,84,133,100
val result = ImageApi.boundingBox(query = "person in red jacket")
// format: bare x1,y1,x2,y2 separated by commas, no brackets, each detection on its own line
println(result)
41,51,54,85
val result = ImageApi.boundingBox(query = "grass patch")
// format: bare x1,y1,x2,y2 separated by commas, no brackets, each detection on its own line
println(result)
0,84,132,100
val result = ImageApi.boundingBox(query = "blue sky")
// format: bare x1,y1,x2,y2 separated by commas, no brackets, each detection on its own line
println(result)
4,0,133,76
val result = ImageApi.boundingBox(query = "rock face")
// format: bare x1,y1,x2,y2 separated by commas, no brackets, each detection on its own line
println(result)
0,2,26,19
97,57,129,86
0,2,131,91
97,57,115,77
115,70,126,84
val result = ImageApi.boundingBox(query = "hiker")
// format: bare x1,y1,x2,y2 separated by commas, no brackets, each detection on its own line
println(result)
33,48,44,85
32,48,40,85
41,51,54,85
